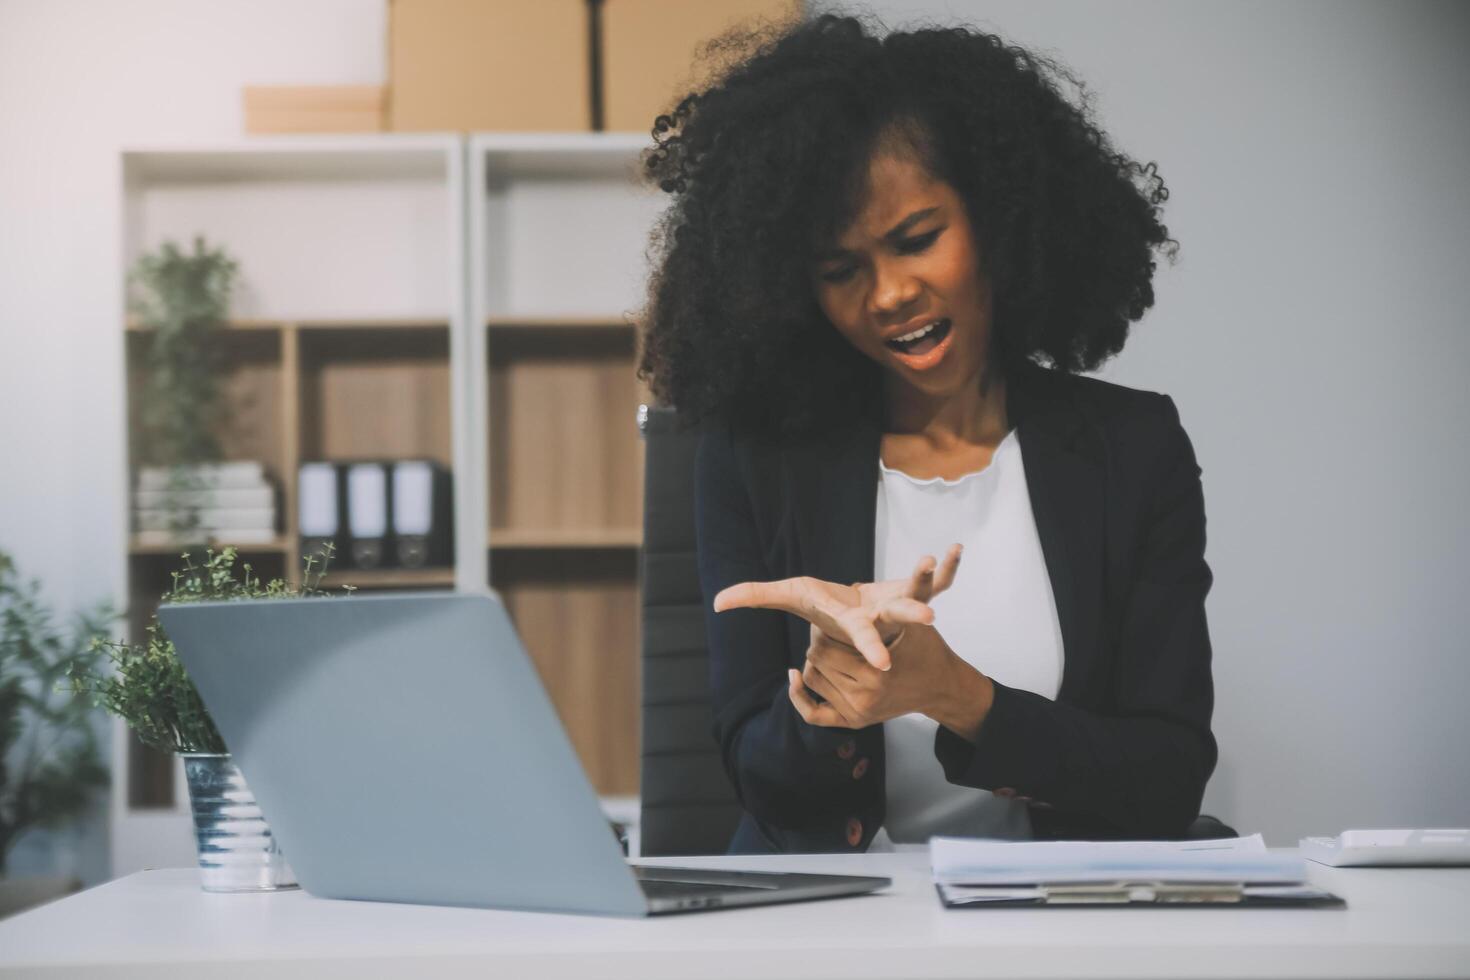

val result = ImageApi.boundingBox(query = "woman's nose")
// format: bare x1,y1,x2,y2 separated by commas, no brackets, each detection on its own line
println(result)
868,259,921,318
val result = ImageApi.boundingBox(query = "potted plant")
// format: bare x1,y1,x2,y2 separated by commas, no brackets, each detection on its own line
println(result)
129,236,239,538
70,546,352,893
0,550,113,917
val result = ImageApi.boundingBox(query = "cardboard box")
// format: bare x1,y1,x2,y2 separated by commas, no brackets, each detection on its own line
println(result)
601,0,801,134
388,0,590,132
243,85,386,134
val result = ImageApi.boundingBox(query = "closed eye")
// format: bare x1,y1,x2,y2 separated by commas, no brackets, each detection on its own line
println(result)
896,228,942,255
818,228,944,284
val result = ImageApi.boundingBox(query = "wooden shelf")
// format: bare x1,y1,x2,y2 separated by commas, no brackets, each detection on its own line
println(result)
297,317,449,331
485,316,635,331
318,567,455,589
489,527,642,549
127,316,450,333
128,535,290,556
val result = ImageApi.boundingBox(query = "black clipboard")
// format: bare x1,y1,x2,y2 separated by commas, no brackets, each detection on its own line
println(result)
936,880,1345,908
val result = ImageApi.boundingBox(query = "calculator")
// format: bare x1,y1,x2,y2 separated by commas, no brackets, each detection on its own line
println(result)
1300,829,1470,867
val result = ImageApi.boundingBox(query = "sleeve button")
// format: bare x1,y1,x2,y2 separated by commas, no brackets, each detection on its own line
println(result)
851,757,870,780
845,817,863,847
836,739,857,760
994,786,1017,798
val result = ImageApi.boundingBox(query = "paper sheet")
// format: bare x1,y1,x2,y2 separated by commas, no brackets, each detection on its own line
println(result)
930,834,1305,885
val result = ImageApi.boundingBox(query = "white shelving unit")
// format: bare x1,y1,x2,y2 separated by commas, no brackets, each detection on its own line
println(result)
115,134,467,877
113,132,666,876
468,133,665,798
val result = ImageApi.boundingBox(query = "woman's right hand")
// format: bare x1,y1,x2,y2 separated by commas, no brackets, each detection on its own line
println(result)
712,543,963,670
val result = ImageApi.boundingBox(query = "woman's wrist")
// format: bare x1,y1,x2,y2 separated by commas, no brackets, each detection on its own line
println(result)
927,654,994,743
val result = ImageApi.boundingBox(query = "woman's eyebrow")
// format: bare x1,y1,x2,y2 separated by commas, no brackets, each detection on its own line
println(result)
817,206,941,261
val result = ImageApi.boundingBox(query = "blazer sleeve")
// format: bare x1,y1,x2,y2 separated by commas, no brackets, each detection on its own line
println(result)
696,427,871,838
934,394,1218,839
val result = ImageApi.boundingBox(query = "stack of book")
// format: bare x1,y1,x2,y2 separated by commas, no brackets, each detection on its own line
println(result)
133,461,277,546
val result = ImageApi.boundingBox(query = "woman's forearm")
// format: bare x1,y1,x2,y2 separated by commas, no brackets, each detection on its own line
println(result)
927,657,994,742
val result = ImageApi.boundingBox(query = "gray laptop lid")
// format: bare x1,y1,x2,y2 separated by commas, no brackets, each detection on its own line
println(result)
158,592,647,917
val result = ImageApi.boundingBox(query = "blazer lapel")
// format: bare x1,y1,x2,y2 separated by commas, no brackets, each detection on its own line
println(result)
1008,362,1108,702
785,421,881,589
784,360,1109,704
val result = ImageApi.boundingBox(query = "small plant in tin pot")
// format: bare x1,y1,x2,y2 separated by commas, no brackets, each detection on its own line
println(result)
70,546,351,892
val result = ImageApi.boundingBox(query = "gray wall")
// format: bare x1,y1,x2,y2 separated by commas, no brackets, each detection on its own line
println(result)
832,0,1470,842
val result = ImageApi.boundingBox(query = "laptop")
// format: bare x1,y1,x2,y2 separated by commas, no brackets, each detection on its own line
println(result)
157,591,889,916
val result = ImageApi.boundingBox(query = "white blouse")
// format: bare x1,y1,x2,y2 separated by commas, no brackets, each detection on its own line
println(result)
868,427,1065,850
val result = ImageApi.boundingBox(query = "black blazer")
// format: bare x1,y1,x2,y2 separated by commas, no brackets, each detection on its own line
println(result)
695,359,1217,853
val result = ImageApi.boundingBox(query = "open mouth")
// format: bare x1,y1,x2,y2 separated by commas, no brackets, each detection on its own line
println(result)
885,318,952,358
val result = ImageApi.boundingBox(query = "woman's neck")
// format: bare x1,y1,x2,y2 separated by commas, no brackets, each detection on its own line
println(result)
883,367,1009,451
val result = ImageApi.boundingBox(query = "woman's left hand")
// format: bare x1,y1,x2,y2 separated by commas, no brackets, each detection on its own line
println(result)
793,620,965,729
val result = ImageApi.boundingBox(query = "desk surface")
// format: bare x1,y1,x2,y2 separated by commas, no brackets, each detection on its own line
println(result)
2,850,1467,979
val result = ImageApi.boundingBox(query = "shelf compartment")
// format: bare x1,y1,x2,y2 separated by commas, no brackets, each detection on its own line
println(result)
489,549,640,795
488,527,642,549
298,326,453,465
476,134,665,320
486,327,645,536
317,567,455,590
126,329,287,535
124,138,457,322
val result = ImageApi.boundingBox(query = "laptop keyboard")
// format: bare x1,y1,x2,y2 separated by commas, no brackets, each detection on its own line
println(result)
638,878,742,900
634,869,782,899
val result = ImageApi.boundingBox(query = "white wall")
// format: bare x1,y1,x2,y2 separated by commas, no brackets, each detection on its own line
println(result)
0,0,387,884
846,0,1470,841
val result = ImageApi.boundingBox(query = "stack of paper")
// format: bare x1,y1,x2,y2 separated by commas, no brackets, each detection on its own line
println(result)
134,462,277,545
931,835,1338,907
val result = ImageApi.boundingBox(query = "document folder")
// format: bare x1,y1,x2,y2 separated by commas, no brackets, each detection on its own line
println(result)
931,834,1345,909
936,880,1344,908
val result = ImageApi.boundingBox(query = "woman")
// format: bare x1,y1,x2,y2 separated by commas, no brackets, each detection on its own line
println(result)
637,13,1216,854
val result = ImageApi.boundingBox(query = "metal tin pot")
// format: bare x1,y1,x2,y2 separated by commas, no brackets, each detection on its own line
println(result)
181,753,298,893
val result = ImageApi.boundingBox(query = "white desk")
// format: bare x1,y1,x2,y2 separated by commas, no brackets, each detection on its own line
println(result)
2,850,1467,979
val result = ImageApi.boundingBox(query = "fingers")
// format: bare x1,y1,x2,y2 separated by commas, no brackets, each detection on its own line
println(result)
808,626,863,682
808,625,858,681
715,578,854,643
833,603,893,671
901,544,962,603
929,543,963,597
787,669,849,728
802,661,860,723
875,596,934,630
713,579,790,613
903,554,937,602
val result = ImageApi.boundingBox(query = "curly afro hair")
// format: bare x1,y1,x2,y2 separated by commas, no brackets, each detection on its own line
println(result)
636,10,1179,438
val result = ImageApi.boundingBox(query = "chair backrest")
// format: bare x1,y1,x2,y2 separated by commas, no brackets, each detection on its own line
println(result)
637,406,743,855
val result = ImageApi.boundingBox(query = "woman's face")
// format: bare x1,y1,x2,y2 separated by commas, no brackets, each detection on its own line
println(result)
811,152,993,403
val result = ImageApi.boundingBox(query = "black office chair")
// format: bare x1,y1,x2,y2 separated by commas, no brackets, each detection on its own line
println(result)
636,405,1234,853
637,406,743,855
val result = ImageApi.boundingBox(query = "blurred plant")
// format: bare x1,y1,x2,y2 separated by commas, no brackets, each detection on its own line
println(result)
129,236,240,535
70,545,351,757
0,550,113,874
